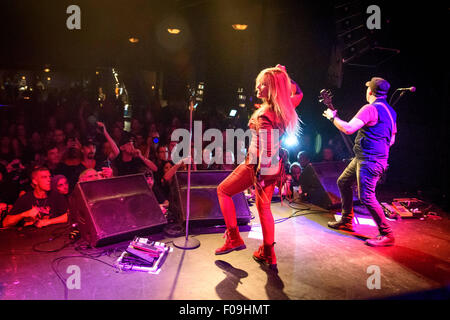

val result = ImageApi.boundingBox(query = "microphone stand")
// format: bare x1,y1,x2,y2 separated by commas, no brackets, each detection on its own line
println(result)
389,89,407,107
173,99,200,250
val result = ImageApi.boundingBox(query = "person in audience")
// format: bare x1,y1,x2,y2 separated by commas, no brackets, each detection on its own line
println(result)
289,162,302,187
63,121,79,140
11,124,32,162
81,138,103,171
51,174,69,197
53,129,67,156
111,125,123,146
168,140,178,162
46,116,58,136
280,148,291,173
114,133,157,176
3,166,68,228
29,131,44,161
321,147,335,162
154,158,190,201
145,131,160,161
78,168,100,182
144,170,175,222
80,122,119,172
58,135,85,192
130,118,143,137
134,133,147,157
155,144,170,169
5,157,30,198
297,150,311,169
44,144,64,175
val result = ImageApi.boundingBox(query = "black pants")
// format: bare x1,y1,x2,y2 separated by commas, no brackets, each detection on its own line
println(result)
337,157,392,236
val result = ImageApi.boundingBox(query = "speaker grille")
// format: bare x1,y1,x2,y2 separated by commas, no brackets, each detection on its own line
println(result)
172,170,251,225
70,174,167,246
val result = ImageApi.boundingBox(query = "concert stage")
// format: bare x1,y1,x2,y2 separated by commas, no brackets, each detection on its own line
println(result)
1,195,448,301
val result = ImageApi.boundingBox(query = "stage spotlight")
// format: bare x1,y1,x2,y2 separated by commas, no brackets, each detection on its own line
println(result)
44,68,50,73
229,109,237,117
129,37,139,43
283,134,299,148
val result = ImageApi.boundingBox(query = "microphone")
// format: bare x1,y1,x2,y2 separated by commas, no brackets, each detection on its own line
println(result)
397,86,416,92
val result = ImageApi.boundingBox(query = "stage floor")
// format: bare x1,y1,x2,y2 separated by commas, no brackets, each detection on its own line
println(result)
1,199,449,300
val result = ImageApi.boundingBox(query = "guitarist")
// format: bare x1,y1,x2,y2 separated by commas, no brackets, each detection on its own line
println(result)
322,77,397,247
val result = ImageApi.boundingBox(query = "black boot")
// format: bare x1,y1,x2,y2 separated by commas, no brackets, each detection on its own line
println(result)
328,215,354,232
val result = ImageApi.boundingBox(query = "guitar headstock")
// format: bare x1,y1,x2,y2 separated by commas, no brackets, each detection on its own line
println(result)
319,89,335,111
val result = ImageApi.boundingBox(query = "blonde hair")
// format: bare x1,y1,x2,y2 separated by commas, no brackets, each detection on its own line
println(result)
79,168,99,182
253,67,300,136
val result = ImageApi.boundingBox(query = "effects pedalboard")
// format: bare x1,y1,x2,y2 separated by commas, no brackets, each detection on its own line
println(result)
115,237,172,273
381,198,427,219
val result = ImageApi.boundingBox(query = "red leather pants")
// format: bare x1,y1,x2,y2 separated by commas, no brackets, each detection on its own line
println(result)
217,163,277,246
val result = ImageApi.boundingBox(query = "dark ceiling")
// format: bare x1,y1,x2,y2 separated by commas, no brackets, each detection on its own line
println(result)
0,0,299,69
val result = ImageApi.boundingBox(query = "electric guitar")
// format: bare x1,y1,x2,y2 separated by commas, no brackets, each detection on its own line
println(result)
319,89,354,156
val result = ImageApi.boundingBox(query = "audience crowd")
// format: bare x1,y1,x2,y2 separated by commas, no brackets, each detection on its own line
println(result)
0,73,347,229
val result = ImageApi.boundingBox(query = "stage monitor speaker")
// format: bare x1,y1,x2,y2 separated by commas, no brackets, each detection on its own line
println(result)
170,170,252,226
69,174,167,247
300,161,359,209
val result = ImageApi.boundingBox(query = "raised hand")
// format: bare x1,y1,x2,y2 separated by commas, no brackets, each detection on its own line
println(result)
96,121,107,134
276,64,287,72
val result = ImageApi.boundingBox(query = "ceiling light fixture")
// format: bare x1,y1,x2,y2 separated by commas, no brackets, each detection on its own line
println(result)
232,24,248,31
167,28,181,34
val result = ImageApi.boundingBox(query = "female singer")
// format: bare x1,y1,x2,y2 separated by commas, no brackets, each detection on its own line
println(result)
216,65,303,271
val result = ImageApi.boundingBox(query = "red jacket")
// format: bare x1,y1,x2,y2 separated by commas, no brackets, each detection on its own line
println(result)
246,108,284,177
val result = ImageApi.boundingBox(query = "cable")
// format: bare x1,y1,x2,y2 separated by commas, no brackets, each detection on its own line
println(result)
32,225,76,253
287,199,312,211
51,254,118,300
74,240,128,259
32,239,73,253
389,89,400,105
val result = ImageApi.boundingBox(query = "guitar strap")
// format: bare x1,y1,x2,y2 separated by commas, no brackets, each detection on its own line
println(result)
373,102,395,145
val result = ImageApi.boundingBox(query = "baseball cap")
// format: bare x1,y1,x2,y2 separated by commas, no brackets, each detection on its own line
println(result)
81,136,96,147
119,132,135,147
366,77,390,97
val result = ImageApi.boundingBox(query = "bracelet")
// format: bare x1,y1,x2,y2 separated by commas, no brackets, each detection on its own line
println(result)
330,117,335,123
